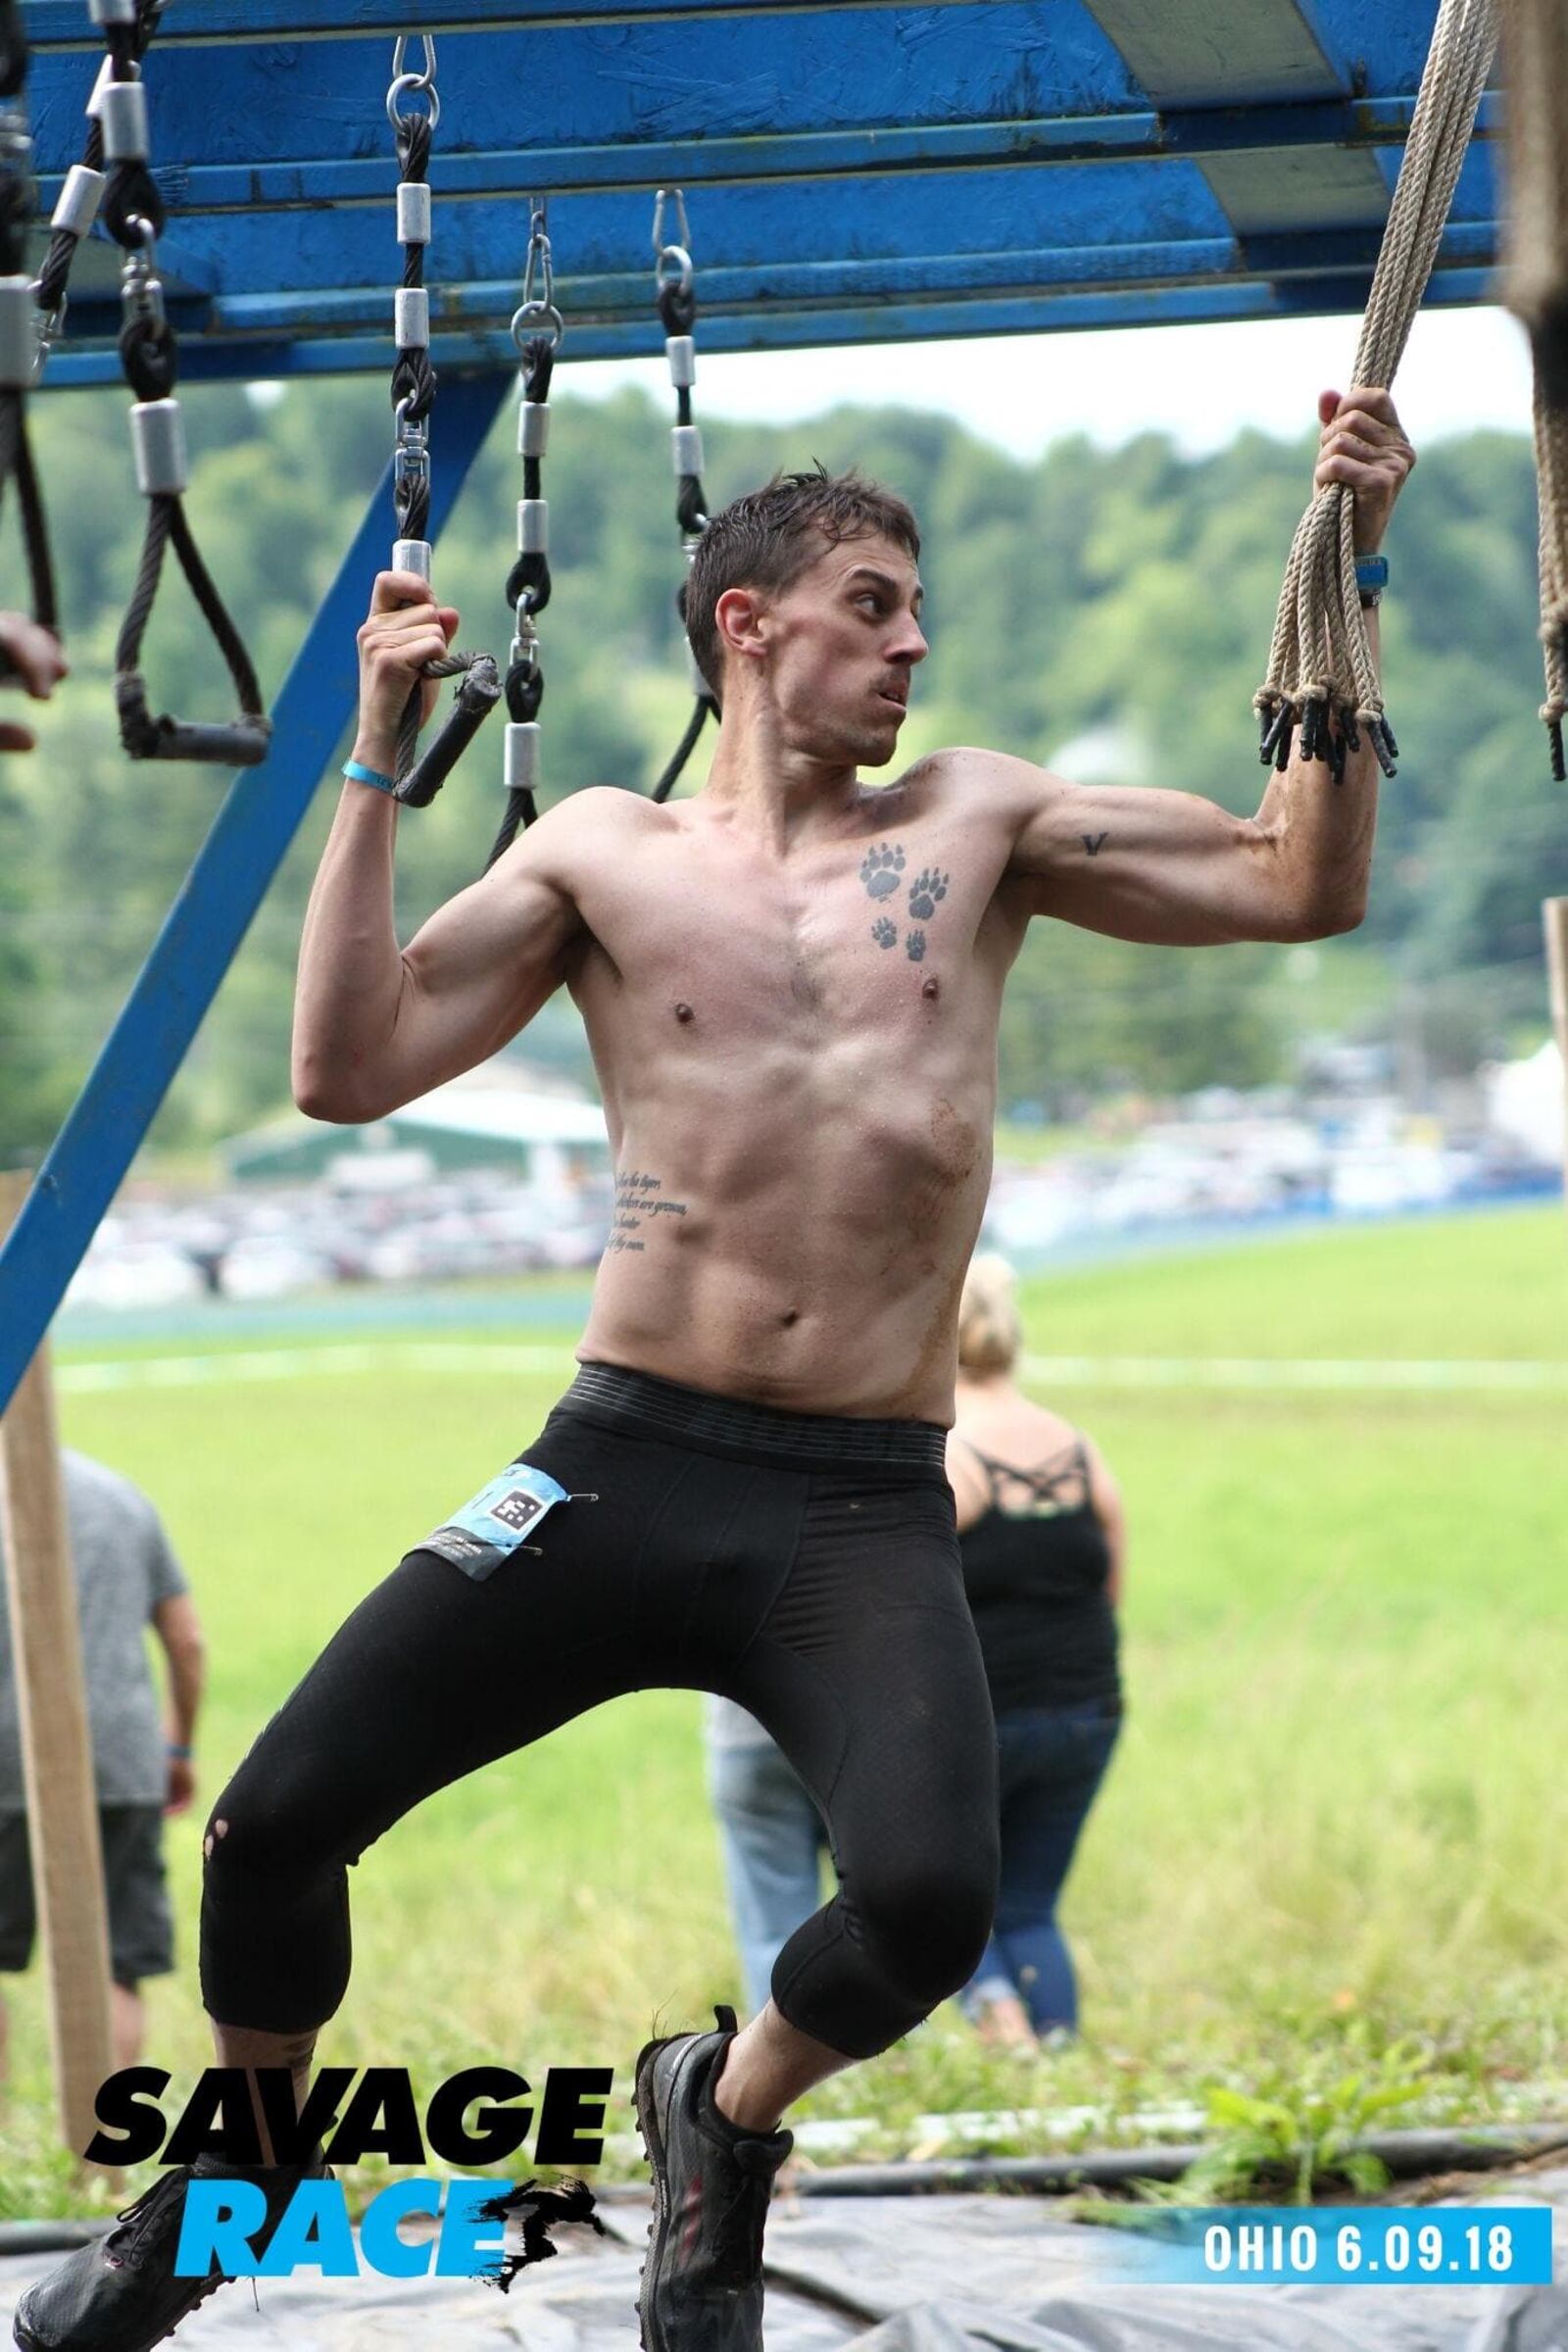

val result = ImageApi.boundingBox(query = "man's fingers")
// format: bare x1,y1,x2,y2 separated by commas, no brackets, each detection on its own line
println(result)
0,613,68,697
368,566,438,614
0,720,37,751
1341,384,1401,426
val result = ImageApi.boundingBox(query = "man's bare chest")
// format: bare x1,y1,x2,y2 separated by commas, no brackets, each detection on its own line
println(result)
570,816,1003,1035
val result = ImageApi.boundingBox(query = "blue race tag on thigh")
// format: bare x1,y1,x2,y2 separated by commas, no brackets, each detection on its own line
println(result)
417,1462,572,1581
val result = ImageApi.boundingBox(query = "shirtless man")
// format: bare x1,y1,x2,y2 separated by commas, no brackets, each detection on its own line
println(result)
15,385,1414,2352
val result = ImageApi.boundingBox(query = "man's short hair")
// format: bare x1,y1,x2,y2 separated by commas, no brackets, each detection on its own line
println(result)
686,466,920,697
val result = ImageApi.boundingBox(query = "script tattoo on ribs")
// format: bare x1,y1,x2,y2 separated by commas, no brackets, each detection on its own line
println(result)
609,1169,689,1253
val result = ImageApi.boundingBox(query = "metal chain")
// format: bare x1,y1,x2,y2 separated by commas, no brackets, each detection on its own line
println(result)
486,197,563,865
650,187,717,803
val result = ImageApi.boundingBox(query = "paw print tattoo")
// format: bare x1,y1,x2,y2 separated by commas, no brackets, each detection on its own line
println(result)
906,929,927,962
871,916,898,949
860,842,906,900
907,867,949,920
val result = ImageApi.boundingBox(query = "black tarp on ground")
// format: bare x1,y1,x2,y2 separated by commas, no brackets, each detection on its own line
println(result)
4,2179,1568,2349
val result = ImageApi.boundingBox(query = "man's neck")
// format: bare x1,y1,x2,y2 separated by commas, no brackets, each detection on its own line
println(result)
701,710,864,853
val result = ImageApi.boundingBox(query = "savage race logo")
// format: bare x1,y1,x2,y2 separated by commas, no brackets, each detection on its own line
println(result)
86,2064,610,2284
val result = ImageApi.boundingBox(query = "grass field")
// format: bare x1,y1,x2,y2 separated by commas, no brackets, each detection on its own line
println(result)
5,1204,1567,2215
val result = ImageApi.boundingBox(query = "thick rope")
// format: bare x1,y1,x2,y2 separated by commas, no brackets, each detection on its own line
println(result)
1256,0,1499,777
1498,0,1568,779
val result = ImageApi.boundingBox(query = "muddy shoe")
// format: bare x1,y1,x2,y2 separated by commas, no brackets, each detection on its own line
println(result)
13,2152,325,2352
634,2003,793,2352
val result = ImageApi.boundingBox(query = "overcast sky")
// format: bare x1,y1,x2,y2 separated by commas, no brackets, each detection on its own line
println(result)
567,304,1536,459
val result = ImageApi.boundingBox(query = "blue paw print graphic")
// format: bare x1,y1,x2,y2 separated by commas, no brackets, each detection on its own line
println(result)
860,843,906,900
906,929,927,963
907,867,949,920
871,916,898,949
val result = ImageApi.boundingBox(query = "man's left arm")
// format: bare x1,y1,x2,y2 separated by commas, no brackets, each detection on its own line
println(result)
1004,388,1416,946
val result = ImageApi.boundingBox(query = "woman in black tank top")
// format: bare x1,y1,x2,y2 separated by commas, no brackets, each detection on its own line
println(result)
949,1255,1126,2048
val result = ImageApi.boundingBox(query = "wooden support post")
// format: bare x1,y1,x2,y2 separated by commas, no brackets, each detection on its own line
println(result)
1547,900,1568,1202
0,1170,115,2169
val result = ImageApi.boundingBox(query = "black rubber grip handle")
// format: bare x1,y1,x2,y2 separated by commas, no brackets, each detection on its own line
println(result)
395,656,503,808
115,673,272,766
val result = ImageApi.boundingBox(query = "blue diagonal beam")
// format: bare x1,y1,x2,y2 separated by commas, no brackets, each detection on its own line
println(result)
0,370,511,1418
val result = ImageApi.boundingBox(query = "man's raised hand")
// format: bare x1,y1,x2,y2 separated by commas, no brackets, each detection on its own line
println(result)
355,569,461,748
1312,386,1416,556
0,611,68,752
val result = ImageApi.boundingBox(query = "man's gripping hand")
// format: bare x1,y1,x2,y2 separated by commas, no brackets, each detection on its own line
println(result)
354,569,462,754
1311,386,1415,555
0,610,68,751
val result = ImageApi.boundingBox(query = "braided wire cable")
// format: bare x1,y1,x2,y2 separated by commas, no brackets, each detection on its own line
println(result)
1255,0,1499,778
487,277,559,869
650,192,718,804
34,0,162,331
384,42,504,812
0,0,57,668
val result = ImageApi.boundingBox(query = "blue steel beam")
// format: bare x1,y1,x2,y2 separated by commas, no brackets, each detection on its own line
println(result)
39,266,1503,389
24,94,1497,219
23,0,1018,38
0,371,511,1418
48,208,1495,349
24,11,1140,172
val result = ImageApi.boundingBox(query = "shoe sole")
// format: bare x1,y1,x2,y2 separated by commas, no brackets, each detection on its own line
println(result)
13,2268,223,2352
632,2028,706,2352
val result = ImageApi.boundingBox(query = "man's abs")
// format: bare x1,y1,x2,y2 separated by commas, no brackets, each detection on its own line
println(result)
575,1055,996,1423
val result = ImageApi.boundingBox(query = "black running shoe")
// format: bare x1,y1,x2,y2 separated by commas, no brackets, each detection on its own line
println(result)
634,2003,793,2352
13,2152,326,2352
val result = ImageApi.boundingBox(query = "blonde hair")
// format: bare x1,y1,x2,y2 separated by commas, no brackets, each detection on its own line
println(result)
957,1253,1022,1377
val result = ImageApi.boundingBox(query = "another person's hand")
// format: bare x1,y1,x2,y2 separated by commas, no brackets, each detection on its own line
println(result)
164,1751,195,1816
1312,386,1416,555
0,612,68,751
354,570,460,747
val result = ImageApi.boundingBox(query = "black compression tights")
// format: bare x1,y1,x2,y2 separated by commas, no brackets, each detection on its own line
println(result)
200,1366,1001,2060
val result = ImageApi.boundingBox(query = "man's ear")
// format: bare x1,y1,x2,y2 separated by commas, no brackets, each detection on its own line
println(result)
713,585,766,665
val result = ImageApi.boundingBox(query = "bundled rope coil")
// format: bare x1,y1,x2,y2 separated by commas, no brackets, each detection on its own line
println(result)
1498,0,1568,780
1255,0,1499,781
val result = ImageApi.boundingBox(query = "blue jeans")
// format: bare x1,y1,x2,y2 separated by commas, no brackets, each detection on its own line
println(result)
707,1739,828,2019
964,1697,1121,2034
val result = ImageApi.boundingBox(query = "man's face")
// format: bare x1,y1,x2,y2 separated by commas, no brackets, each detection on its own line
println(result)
756,532,928,767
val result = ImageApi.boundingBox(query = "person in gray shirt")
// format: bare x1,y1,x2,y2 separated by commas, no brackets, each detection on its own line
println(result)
0,1449,206,2086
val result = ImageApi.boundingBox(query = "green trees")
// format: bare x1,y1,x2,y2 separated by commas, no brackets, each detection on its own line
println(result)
0,372,1557,1158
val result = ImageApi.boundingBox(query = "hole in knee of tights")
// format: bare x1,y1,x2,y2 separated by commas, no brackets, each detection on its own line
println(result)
203,1817,229,1863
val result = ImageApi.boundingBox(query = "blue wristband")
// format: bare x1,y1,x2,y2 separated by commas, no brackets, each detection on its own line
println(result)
1354,556,1389,593
342,759,399,797
167,1742,192,1760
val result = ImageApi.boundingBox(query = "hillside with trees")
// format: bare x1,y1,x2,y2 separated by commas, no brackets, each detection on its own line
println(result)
1,369,1562,1159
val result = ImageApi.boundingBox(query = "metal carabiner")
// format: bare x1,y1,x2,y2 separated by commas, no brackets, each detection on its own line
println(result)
386,34,440,132
513,205,563,350
391,32,438,90
656,243,694,299
652,187,691,260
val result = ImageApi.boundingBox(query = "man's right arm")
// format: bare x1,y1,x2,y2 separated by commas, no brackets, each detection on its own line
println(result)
293,570,586,1123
